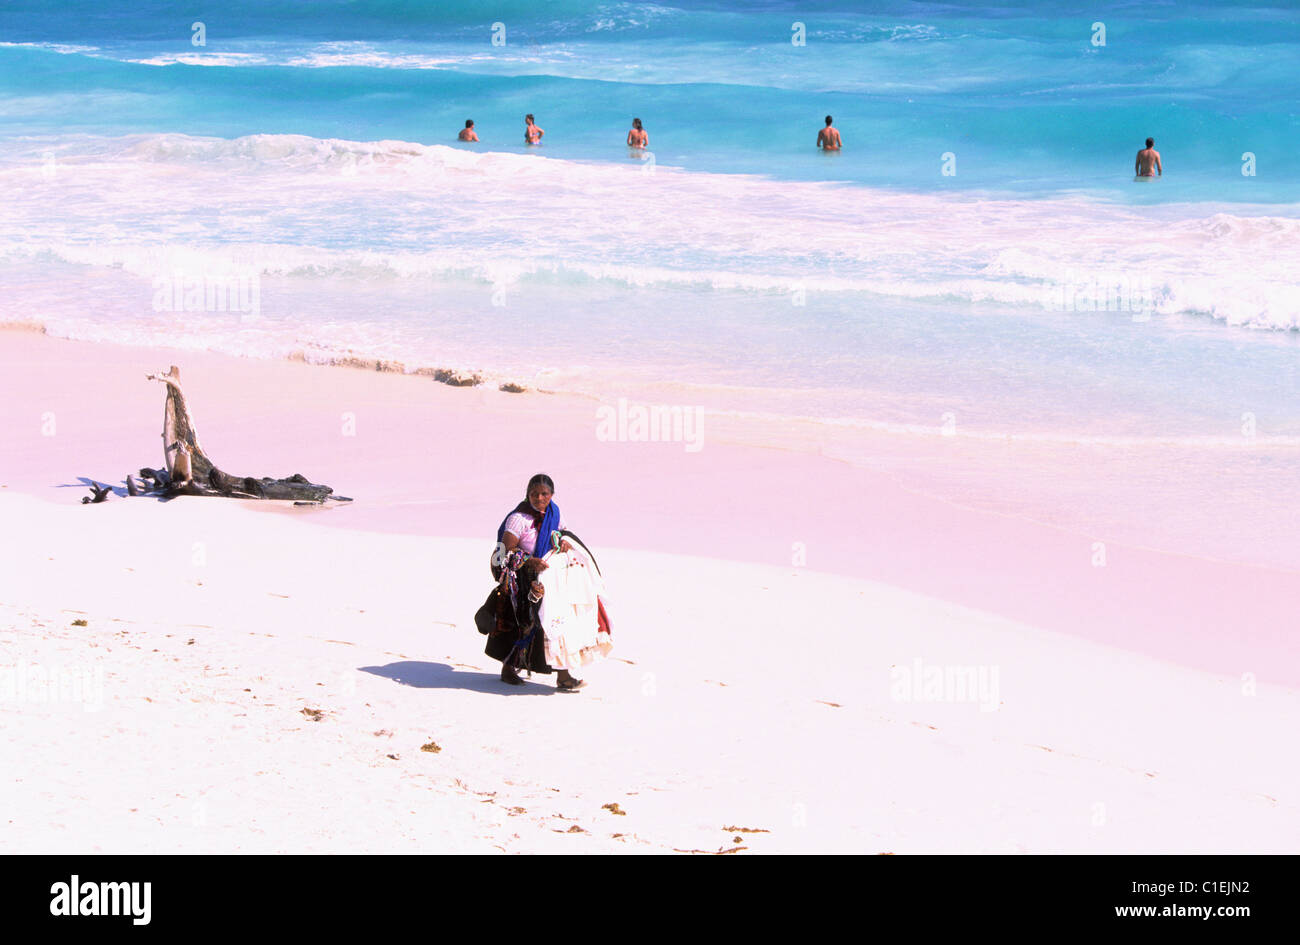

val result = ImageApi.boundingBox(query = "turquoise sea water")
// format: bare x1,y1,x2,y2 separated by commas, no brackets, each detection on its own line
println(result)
2,1,1298,565
2,1,1298,201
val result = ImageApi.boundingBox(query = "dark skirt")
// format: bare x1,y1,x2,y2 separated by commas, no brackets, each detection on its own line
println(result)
477,585,553,674
485,624,552,674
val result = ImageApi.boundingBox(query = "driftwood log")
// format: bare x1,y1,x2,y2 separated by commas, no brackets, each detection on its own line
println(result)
111,365,351,505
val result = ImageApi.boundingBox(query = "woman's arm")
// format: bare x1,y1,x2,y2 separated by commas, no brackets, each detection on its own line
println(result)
503,523,550,569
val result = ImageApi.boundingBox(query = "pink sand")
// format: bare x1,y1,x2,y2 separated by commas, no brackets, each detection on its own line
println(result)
3,329,1296,686
5,330,1300,853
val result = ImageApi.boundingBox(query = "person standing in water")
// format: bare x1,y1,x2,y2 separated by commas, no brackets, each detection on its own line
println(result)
458,120,478,142
817,115,842,151
524,113,544,145
627,117,648,150
1135,137,1162,178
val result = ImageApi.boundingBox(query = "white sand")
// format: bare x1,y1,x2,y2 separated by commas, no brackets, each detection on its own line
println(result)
2,488,1295,853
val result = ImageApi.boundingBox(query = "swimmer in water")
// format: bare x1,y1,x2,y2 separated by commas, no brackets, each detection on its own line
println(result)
458,120,478,142
817,115,842,151
525,114,544,145
627,117,648,150
1135,137,1162,178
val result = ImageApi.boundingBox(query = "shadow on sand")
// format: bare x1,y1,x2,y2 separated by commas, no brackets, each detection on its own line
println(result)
62,476,174,502
360,660,555,696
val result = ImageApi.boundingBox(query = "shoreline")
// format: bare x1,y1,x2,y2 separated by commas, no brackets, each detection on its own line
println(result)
4,328,1299,687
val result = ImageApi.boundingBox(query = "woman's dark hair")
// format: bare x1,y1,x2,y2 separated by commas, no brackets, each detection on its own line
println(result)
633,118,643,130
526,114,535,123
527,473,555,494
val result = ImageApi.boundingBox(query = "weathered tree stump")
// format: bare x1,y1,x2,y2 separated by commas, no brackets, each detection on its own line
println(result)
121,365,351,504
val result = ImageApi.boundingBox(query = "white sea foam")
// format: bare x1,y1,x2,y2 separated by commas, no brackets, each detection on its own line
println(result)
4,133,1296,329
126,52,272,67
0,41,99,55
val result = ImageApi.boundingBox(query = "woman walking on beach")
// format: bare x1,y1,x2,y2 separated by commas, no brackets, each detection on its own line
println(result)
488,474,585,689
524,114,544,145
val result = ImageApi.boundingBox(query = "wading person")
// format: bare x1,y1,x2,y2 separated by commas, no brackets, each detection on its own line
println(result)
817,115,842,151
627,117,648,150
524,114,544,145
1135,137,1162,178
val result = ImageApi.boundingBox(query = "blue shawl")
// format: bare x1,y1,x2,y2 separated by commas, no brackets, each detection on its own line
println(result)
497,500,561,559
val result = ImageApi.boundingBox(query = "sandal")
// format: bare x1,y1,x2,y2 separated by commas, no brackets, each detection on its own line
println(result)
556,676,586,692
501,666,525,686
